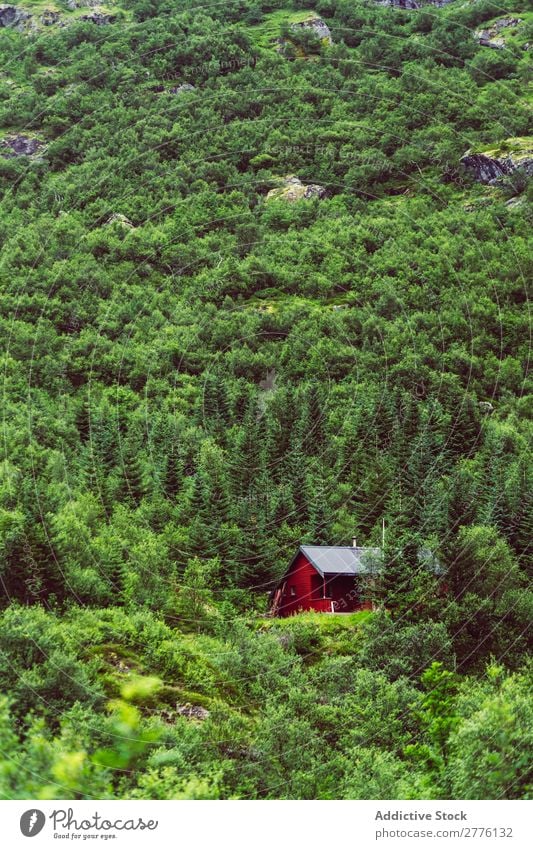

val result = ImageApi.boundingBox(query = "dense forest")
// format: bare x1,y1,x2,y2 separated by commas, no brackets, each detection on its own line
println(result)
0,0,531,800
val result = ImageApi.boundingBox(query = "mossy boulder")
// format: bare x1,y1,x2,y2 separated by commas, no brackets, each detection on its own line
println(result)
0,5,31,30
266,174,327,202
461,137,533,185
474,17,524,50
290,15,332,46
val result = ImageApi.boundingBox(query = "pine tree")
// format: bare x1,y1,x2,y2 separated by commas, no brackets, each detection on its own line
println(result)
117,438,147,506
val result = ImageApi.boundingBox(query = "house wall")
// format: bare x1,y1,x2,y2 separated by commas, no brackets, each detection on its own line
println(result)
278,552,317,616
277,553,367,616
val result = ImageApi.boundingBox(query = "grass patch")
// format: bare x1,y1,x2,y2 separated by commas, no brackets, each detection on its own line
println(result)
473,136,533,162
249,8,323,50
258,609,373,632
257,610,373,662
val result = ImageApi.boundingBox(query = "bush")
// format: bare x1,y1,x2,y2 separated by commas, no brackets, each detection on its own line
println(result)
358,613,453,682
468,50,518,86
341,747,425,799
448,670,533,799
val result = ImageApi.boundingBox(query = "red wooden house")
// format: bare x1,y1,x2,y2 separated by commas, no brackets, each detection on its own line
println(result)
270,544,382,616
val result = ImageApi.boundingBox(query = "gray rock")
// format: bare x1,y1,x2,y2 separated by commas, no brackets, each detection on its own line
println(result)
105,213,135,228
505,196,526,210
1,134,43,157
290,16,332,45
80,11,116,24
474,17,523,49
376,0,419,8
461,152,511,183
0,4,31,30
67,0,100,7
266,174,327,202
477,36,505,50
175,703,210,720
170,83,195,95
461,140,533,185
40,9,60,25
304,182,328,199
377,0,455,8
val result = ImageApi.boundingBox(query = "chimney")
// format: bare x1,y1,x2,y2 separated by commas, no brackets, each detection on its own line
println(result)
352,537,357,548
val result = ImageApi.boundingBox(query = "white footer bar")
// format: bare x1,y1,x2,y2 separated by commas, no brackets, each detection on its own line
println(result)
3,799,531,849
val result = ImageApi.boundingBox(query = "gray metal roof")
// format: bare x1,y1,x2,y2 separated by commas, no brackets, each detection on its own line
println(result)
300,545,383,576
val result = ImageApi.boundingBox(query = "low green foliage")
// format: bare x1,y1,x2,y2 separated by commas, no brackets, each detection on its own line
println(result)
0,0,530,800
0,605,530,799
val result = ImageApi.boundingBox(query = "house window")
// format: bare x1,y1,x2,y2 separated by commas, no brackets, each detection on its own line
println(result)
290,586,296,597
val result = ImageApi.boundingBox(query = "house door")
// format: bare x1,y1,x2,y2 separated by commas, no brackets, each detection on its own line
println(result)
311,574,324,599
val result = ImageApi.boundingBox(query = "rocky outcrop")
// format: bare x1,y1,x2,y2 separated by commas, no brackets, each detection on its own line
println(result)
0,134,43,157
377,0,418,8
176,703,210,720
0,4,31,30
276,15,333,56
377,0,455,8
266,174,327,202
80,10,116,24
474,17,522,50
40,10,61,26
461,138,533,185
0,1,112,32
105,213,135,228
66,0,100,8
290,16,332,45
505,196,526,210
476,34,505,49
170,83,195,95
461,153,511,183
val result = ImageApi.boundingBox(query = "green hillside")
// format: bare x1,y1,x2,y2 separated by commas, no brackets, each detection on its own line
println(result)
0,0,531,800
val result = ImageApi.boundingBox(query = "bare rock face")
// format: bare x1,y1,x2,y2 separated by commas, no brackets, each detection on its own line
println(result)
290,16,332,45
66,0,100,7
0,1,110,32
80,10,116,24
505,196,526,210
376,0,418,8
0,4,31,30
266,174,327,202
40,9,61,25
461,138,533,185
0,134,43,157
475,34,505,50
461,153,511,183
474,17,522,50
170,83,195,95
377,0,455,8
176,703,210,720
105,213,135,228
